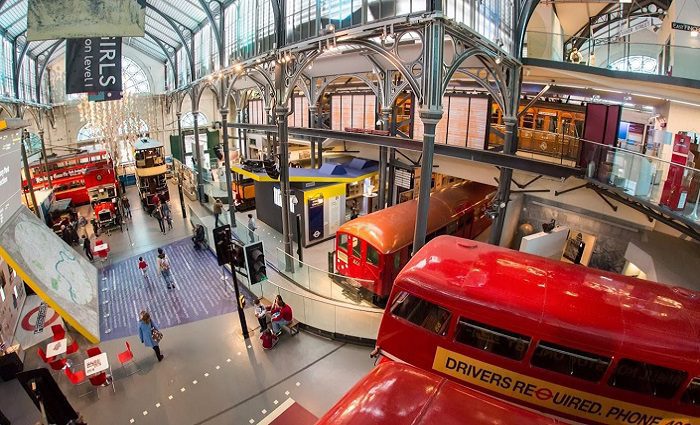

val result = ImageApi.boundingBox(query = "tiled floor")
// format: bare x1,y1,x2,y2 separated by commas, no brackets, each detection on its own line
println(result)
0,182,374,424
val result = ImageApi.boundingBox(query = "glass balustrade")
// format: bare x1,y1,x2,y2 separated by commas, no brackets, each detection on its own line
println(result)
524,30,700,81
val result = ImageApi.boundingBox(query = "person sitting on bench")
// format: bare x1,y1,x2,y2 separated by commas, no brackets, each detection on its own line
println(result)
269,295,293,336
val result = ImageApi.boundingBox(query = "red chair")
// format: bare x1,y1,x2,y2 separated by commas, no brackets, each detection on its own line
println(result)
65,368,91,397
86,346,102,358
37,347,54,364
51,324,66,342
117,341,140,376
48,357,67,371
65,339,79,355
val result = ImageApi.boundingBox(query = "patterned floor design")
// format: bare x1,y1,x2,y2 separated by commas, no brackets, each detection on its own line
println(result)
98,237,255,340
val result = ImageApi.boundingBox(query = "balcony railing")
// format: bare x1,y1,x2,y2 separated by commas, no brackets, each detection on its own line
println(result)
524,30,700,81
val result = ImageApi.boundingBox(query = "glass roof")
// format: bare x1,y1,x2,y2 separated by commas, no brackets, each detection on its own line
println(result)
0,0,233,64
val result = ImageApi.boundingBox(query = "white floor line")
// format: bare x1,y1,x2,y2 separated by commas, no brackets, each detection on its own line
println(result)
257,398,295,425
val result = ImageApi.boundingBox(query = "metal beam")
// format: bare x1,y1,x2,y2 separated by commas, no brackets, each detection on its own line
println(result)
145,3,195,78
228,124,582,179
145,32,178,83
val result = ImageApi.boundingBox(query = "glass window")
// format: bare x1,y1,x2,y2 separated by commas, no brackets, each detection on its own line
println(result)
338,233,348,251
455,318,531,361
390,291,451,336
121,56,151,94
531,341,610,382
681,378,700,405
352,237,361,258
608,359,687,399
367,245,379,266
181,111,209,129
610,56,658,74
393,252,401,272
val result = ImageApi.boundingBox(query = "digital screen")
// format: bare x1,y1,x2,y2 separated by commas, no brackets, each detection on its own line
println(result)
0,129,23,229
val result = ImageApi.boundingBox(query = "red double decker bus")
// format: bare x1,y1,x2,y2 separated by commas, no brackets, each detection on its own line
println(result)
316,361,565,424
374,236,700,425
334,181,495,303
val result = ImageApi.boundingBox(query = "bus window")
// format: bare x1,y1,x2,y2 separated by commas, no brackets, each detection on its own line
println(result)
446,221,458,235
352,237,361,258
338,234,348,251
608,359,687,399
531,341,610,382
393,253,401,272
681,378,700,405
390,291,451,336
454,318,531,361
367,245,379,266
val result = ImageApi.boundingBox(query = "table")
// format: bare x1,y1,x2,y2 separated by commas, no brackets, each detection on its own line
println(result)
93,243,109,255
84,352,109,376
46,338,67,358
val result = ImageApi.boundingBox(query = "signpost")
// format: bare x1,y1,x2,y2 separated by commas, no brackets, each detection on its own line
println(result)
671,22,700,32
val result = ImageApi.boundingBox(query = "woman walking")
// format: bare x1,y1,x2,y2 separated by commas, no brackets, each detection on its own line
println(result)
157,248,176,289
138,311,164,362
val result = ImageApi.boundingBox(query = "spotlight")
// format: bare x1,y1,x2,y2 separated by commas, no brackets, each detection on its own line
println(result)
692,30,699,37
495,55,503,64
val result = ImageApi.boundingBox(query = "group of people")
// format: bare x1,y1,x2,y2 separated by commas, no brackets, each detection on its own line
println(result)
136,247,176,289
150,193,173,234
255,295,293,350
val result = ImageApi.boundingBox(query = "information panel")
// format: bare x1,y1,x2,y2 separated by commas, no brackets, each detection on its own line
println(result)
0,129,22,229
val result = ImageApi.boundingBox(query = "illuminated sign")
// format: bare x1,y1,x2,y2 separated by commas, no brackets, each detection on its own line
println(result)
432,347,699,425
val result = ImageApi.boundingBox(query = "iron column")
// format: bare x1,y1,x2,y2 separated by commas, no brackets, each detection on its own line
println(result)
221,108,237,228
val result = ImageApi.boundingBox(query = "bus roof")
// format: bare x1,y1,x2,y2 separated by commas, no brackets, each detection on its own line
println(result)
316,362,565,424
395,236,700,371
337,181,495,254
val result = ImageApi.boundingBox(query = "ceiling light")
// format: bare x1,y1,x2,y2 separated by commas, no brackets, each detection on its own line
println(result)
623,102,635,108
691,30,699,37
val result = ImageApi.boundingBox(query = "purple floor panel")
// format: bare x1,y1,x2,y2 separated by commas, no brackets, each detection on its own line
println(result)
98,237,255,341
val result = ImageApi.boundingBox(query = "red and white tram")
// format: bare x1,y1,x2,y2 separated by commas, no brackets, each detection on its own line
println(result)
373,236,700,425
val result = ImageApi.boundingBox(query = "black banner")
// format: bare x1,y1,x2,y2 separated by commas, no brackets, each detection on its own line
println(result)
66,37,122,95
671,22,700,32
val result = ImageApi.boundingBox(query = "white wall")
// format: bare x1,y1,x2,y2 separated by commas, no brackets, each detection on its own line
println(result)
665,101,700,134
526,5,564,60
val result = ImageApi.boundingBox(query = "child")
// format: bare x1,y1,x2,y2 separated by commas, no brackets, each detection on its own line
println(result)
254,298,267,331
138,257,149,279
260,328,278,350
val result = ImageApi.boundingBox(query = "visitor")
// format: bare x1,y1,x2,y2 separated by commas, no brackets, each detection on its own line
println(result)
213,198,223,227
350,200,359,220
138,257,149,279
192,224,205,250
77,214,88,238
122,196,131,219
82,236,93,262
247,213,257,243
150,193,160,212
270,295,293,336
138,311,164,362
161,202,172,230
254,298,268,331
153,206,166,234
157,248,175,289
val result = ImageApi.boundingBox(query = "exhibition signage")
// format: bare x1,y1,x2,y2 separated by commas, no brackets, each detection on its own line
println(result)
27,0,146,41
66,37,123,95
0,128,22,228
671,22,700,32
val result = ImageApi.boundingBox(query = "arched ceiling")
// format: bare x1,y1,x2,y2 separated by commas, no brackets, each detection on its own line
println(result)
0,0,235,64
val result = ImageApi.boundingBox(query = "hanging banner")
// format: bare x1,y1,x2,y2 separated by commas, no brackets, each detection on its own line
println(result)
0,127,23,229
27,0,146,41
66,37,123,95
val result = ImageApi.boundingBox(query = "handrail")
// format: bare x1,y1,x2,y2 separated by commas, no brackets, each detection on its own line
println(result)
578,137,700,174
275,246,374,286
261,277,383,314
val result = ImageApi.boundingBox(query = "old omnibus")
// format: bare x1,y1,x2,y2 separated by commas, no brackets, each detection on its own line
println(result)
316,361,565,424
374,236,700,425
334,181,495,303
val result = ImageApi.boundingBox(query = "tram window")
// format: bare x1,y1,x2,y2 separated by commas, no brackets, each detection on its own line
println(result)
531,341,611,382
454,318,531,361
390,291,451,336
535,116,545,131
352,237,361,258
681,378,700,405
367,245,379,266
548,116,558,133
338,234,348,251
608,359,687,399
522,114,534,129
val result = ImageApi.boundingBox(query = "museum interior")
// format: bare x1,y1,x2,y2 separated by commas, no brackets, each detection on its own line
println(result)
0,0,699,424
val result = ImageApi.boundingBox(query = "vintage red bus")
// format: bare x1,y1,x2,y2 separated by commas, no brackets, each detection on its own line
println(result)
334,181,495,302
316,361,565,424
374,236,700,425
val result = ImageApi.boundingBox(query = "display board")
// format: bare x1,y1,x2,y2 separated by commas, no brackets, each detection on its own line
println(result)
27,0,146,41
0,256,26,346
0,128,22,229
413,95,490,149
331,94,376,131
0,207,99,343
